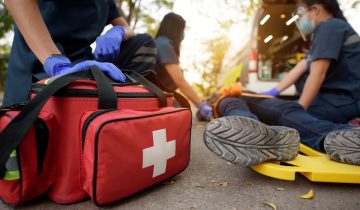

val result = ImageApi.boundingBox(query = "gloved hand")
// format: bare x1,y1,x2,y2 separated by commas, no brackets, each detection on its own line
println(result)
258,87,280,97
44,55,126,82
196,100,213,121
93,26,125,61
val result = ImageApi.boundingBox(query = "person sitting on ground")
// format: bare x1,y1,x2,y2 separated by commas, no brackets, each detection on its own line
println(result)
153,12,213,121
2,0,156,107
204,0,360,166
260,0,359,124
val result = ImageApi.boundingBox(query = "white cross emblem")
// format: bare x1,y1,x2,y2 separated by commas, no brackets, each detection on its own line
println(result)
142,129,176,178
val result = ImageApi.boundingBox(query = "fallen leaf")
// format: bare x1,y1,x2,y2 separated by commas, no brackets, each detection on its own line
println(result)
263,202,277,210
163,180,175,185
218,181,229,187
275,187,286,192
211,180,216,183
245,181,254,186
227,162,232,166
195,183,205,188
298,189,314,199
190,203,197,209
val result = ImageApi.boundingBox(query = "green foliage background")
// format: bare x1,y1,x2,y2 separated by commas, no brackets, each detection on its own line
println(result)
0,3,13,91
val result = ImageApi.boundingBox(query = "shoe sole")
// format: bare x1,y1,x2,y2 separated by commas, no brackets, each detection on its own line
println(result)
324,129,360,166
203,116,300,166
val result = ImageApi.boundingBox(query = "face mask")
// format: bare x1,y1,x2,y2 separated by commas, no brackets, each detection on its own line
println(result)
299,15,315,34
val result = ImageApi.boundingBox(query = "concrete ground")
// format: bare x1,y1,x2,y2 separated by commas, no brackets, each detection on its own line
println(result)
2,119,360,210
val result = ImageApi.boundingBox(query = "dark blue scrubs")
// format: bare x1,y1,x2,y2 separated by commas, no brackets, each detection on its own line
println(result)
154,36,180,91
299,18,360,123
3,0,121,106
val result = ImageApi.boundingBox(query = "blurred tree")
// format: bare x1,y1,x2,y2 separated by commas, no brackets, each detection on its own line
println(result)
189,0,260,97
0,3,13,91
206,37,229,87
193,35,230,97
352,0,360,8
116,0,174,36
198,0,260,29
0,4,12,38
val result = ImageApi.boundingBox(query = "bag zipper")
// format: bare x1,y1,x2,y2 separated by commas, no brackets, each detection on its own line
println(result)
31,84,173,98
81,110,115,150
82,109,188,151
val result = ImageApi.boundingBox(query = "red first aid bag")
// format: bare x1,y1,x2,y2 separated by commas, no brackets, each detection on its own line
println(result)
0,67,191,206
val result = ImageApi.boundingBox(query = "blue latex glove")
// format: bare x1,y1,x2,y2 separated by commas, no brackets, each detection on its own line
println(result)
197,100,213,121
44,55,126,82
258,87,280,97
93,26,125,61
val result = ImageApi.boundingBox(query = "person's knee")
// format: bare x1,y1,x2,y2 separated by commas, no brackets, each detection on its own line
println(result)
134,33,152,40
218,97,244,115
219,97,244,107
130,33,155,47
276,101,305,124
279,101,304,115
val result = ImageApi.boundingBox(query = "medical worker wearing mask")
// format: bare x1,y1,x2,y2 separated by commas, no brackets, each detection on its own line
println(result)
260,0,360,124
204,0,360,167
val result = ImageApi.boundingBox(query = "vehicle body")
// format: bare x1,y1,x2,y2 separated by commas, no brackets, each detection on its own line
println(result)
221,0,309,97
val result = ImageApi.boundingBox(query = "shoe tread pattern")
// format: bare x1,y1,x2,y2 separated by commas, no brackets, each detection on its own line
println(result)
324,129,360,166
204,116,300,166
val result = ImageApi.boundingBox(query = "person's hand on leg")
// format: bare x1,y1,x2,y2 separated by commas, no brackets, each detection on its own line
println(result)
197,100,213,121
258,87,280,97
93,26,126,61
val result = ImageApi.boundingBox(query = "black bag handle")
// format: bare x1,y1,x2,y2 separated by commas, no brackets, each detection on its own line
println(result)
0,66,117,179
90,66,118,109
144,72,190,109
123,70,167,107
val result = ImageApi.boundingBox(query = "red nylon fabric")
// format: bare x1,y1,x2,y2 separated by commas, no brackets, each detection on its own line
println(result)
81,108,191,205
0,112,55,205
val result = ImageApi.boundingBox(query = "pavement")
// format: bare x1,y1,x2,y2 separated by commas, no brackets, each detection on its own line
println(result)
2,119,360,210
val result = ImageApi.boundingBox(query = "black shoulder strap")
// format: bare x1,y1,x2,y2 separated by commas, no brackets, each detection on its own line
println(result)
0,66,117,178
124,70,168,107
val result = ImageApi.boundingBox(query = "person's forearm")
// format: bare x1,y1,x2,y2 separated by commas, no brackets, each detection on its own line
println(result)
5,0,61,64
111,17,134,40
177,81,202,105
298,69,326,109
299,59,330,109
164,64,203,105
276,59,307,92
299,74,325,109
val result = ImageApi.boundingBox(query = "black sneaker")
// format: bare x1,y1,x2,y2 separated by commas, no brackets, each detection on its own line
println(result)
324,129,360,166
203,116,300,166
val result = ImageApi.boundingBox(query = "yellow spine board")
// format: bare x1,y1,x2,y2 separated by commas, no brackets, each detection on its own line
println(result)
251,144,360,184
